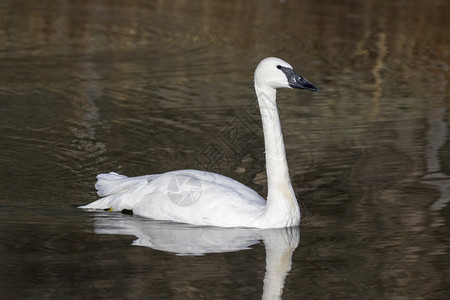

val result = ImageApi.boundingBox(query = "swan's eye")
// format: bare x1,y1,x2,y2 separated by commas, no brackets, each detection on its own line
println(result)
276,65,281,69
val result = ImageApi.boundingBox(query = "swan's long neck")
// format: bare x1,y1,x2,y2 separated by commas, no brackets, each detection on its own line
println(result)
255,84,300,227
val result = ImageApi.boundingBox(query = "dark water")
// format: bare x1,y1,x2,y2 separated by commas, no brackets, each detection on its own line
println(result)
1,0,449,299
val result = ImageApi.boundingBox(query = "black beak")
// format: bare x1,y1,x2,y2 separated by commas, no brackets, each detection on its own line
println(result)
280,66,320,92
289,74,320,92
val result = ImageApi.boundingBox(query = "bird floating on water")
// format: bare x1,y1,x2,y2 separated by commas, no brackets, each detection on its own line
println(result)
80,57,319,228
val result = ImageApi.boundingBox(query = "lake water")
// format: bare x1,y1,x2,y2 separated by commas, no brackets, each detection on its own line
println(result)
1,0,449,299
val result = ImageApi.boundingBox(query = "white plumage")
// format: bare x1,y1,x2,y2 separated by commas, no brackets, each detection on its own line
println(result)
80,57,319,228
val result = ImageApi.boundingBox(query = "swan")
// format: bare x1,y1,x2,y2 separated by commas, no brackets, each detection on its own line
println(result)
80,57,319,228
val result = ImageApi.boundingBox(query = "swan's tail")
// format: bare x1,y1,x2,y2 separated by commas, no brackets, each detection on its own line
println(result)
79,172,154,210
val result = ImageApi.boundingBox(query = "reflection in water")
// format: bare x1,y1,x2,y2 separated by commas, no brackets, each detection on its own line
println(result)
67,60,108,179
370,32,386,121
422,62,449,217
93,214,299,299
423,105,450,213
0,0,449,299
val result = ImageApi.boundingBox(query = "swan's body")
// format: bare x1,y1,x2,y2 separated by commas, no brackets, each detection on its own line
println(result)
80,57,319,228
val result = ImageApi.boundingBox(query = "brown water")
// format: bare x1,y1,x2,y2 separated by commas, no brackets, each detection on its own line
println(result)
1,0,449,299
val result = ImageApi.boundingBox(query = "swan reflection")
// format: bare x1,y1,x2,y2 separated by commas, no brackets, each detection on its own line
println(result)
92,213,300,299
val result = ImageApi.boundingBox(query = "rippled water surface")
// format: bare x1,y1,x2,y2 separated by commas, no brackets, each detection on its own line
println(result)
1,0,449,299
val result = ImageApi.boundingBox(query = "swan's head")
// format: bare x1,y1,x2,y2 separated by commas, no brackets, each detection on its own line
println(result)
254,57,319,92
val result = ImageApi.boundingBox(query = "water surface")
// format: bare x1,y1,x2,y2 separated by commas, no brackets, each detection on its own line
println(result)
1,0,449,299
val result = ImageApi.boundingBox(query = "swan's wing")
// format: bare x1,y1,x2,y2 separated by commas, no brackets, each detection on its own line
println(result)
161,169,264,203
134,170,266,227
81,169,266,227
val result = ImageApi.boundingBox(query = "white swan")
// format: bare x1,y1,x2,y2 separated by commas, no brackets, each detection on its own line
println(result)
80,57,319,228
